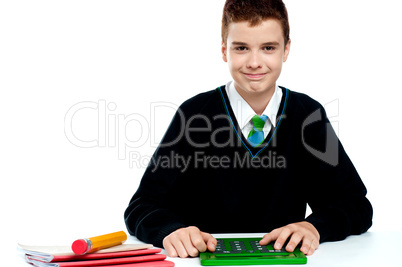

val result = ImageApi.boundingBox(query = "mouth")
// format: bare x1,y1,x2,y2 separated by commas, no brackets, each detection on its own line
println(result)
243,73,266,80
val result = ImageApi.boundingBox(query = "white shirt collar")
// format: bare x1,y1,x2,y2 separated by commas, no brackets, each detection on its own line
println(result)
225,80,283,130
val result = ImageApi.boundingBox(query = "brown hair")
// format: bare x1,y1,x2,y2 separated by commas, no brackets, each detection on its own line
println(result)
222,0,290,46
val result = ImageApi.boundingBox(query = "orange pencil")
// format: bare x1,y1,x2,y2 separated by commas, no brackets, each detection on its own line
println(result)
71,231,127,255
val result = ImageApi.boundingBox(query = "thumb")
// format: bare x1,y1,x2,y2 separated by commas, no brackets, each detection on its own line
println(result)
201,232,217,252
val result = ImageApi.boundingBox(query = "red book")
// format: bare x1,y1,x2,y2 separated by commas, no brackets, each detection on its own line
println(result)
19,244,174,267
25,253,171,266
27,248,163,262
18,243,153,262
105,262,175,267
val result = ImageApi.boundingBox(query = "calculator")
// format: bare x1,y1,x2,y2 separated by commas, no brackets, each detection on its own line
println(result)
200,238,307,265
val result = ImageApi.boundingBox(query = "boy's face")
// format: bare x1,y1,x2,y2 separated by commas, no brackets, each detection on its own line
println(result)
222,19,290,96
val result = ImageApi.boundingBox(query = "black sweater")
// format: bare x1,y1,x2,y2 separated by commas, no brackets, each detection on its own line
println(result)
124,86,373,248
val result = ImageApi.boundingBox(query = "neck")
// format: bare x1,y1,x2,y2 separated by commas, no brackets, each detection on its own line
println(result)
235,85,275,115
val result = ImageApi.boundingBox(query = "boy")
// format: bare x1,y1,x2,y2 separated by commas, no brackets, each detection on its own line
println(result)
124,0,372,258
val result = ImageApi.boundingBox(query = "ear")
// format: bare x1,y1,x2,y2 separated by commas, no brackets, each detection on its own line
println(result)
283,39,291,62
221,42,228,63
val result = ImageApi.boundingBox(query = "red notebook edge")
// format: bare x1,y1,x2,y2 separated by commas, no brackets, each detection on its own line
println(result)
26,248,163,262
93,260,175,267
54,248,162,262
18,243,155,262
26,253,168,267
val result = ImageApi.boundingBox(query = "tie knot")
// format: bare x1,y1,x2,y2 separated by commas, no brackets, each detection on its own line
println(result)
251,115,268,131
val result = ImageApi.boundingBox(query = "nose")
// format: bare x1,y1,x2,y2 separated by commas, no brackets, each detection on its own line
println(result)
246,51,262,69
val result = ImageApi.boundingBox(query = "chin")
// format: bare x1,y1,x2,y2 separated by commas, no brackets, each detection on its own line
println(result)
246,84,271,94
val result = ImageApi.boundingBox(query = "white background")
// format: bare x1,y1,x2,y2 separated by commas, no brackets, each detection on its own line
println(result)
1,0,401,264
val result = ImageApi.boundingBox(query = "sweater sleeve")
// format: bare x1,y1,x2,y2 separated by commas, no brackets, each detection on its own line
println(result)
303,104,373,242
124,107,188,248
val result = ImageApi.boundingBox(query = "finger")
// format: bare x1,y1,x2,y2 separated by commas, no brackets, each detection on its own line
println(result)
305,242,315,256
168,230,194,258
259,229,281,245
168,234,188,258
274,227,292,250
189,230,207,254
300,237,316,255
259,233,272,246
202,232,217,252
306,240,318,256
170,238,188,258
285,232,303,252
207,239,217,252
163,237,178,258
307,246,315,256
299,239,311,255
179,231,199,257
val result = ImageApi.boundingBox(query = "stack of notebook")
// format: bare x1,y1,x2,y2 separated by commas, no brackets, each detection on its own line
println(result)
18,243,175,267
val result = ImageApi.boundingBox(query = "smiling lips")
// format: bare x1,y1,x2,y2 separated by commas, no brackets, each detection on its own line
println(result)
243,73,266,79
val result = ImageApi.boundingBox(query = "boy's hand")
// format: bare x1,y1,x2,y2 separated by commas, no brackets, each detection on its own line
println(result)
163,226,217,258
259,221,320,256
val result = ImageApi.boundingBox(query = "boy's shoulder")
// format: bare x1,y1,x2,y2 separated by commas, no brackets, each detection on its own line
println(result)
178,87,222,116
285,87,325,114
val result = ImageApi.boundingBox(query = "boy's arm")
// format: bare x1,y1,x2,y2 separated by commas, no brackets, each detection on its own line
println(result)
301,105,373,243
124,106,217,256
262,104,373,255
124,108,188,248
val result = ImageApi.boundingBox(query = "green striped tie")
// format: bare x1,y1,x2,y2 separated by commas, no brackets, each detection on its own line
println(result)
247,115,268,147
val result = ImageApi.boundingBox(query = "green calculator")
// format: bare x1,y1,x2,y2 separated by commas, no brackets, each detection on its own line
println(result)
200,238,307,265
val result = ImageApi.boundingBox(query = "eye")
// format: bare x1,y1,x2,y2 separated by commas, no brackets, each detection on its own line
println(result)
264,46,275,51
235,46,247,51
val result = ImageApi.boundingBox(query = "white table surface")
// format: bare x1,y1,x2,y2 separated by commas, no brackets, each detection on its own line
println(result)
14,231,402,267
